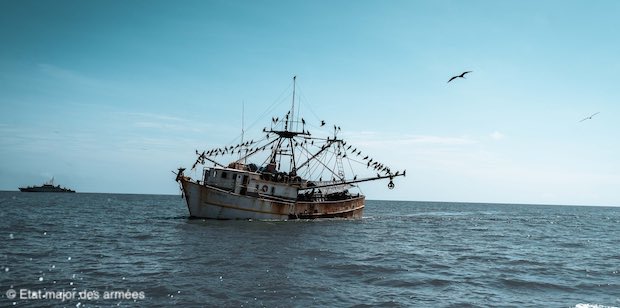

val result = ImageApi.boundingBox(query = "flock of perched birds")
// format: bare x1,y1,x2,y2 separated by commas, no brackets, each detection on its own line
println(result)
447,70,600,123
193,116,403,180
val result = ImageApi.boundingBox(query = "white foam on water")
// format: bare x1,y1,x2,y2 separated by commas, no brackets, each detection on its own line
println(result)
575,304,618,308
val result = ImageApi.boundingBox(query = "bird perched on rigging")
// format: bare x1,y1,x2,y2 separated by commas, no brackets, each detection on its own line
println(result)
579,112,600,122
447,71,472,83
320,120,325,127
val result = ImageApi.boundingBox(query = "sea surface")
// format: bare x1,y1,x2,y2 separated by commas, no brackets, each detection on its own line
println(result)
0,191,618,307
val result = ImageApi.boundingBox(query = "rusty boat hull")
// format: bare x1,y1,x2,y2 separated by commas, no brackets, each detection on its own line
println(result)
179,177,364,220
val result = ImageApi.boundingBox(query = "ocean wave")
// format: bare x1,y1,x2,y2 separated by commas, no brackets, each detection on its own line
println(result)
2,193,619,307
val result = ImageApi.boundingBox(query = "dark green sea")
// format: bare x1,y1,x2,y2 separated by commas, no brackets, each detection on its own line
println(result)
1,191,618,307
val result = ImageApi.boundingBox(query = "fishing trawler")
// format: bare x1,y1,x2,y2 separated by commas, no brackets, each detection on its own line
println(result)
175,77,405,220
19,178,75,193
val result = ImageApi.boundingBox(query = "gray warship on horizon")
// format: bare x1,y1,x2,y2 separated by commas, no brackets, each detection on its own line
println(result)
19,178,75,193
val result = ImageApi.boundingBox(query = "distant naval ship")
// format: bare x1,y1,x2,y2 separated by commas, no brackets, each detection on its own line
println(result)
19,178,75,193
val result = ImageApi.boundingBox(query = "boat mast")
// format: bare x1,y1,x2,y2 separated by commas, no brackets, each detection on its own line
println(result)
290,76,296,131
265,76,309,175
240,101,246,163
289,76,297,174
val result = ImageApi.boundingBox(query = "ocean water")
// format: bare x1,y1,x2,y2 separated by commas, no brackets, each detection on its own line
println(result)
0,191,618,307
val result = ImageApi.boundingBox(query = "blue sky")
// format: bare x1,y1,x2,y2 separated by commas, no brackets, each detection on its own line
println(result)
1,0,618,206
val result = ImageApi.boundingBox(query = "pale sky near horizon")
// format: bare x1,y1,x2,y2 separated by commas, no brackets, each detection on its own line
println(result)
1,0,619,206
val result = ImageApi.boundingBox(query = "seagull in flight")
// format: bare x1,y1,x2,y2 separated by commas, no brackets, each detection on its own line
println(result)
579,112,600,122
447,71,472,83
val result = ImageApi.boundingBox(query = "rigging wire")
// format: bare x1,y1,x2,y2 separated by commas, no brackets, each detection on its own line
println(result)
300,143,325,179
295,83,323,124
183,78,404,198
313,146,339,181
222,81,295,147
247,81,294,131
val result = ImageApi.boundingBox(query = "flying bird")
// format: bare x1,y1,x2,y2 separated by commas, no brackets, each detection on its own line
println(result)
579,112,600,122
447,71,472,83
320,120,325,127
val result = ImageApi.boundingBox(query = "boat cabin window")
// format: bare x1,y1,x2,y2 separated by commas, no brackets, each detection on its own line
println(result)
271,187,275,194
221,172,228,179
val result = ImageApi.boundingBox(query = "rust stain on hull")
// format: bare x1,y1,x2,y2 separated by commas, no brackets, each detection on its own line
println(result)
292,198,365,219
